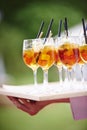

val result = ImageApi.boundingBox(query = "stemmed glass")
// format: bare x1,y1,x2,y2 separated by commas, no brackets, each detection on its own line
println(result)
23,38,43,85
80,38,87,64
79,36,87,81
77,18,87,81
58,36,80,85
54,37,63,84
37,37,55,84
75,36,85,81
54,19,63,84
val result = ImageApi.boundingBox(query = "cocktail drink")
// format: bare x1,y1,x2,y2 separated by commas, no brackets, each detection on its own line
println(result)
78,56,84,65
55,48,62,67
37,38,55,84
23,49,39,71
79,43,87,81
23,38,43,85
54,37,63,83
78,36,87,81
58,36,80,81
80,44,87,63
38,45,55,70
58,43,79,69
80,18,87,63
55,38,62,66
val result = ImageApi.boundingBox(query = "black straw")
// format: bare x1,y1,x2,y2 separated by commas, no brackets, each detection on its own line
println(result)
82,18,87,44
58,19,62,37
44,18,54,43
36,21,44,38
64,17,68,37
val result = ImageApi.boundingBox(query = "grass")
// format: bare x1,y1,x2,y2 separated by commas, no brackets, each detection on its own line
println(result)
0,104,87,130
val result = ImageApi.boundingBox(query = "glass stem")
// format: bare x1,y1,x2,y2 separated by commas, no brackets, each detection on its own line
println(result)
58,66,63,83
43,69,48,84
33,69,37,86
67,69,72,81
64,68,68,82
79,64,84,81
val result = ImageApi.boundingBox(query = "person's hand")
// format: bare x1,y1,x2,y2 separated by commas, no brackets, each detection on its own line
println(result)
7,96,70,116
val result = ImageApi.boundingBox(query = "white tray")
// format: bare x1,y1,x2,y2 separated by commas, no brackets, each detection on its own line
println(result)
0,81,87,101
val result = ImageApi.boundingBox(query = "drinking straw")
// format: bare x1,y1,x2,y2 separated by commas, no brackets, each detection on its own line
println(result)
82,18,87,44
35,21,44,63
36,21,44,38
44,18,54,43
64,17,68,37
38,32,43,38
58,19,62,37
48,30,53,38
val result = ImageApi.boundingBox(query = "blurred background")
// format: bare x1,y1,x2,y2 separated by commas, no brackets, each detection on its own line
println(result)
0,0,87,130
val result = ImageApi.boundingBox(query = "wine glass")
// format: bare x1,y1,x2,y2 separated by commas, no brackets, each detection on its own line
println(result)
23,38,43,85
58,36,80,85
80,37,87,63
37,37,55,84
79,36,87,81
54,37,63,84
75,36,85,81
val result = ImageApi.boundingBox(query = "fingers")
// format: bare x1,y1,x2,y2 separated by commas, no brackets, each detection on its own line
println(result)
19,98,34,109
8,96,24,108
7,96,38,115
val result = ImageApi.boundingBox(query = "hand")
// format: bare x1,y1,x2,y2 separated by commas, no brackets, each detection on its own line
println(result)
7,96,70,116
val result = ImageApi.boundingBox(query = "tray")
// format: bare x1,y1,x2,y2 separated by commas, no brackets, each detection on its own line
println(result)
0,81,87,101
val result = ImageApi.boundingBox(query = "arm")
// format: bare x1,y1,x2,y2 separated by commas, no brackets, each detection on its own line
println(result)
7,96,70,116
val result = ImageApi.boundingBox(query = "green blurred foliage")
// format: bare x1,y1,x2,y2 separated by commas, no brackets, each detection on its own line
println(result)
0,104,87,130
12,2,84,37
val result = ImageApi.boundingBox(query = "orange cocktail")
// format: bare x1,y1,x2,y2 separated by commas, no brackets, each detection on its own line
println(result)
23,49,39,71
23,38,43,85
38,45,55,70
58,42,79,70
79,44,87,63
